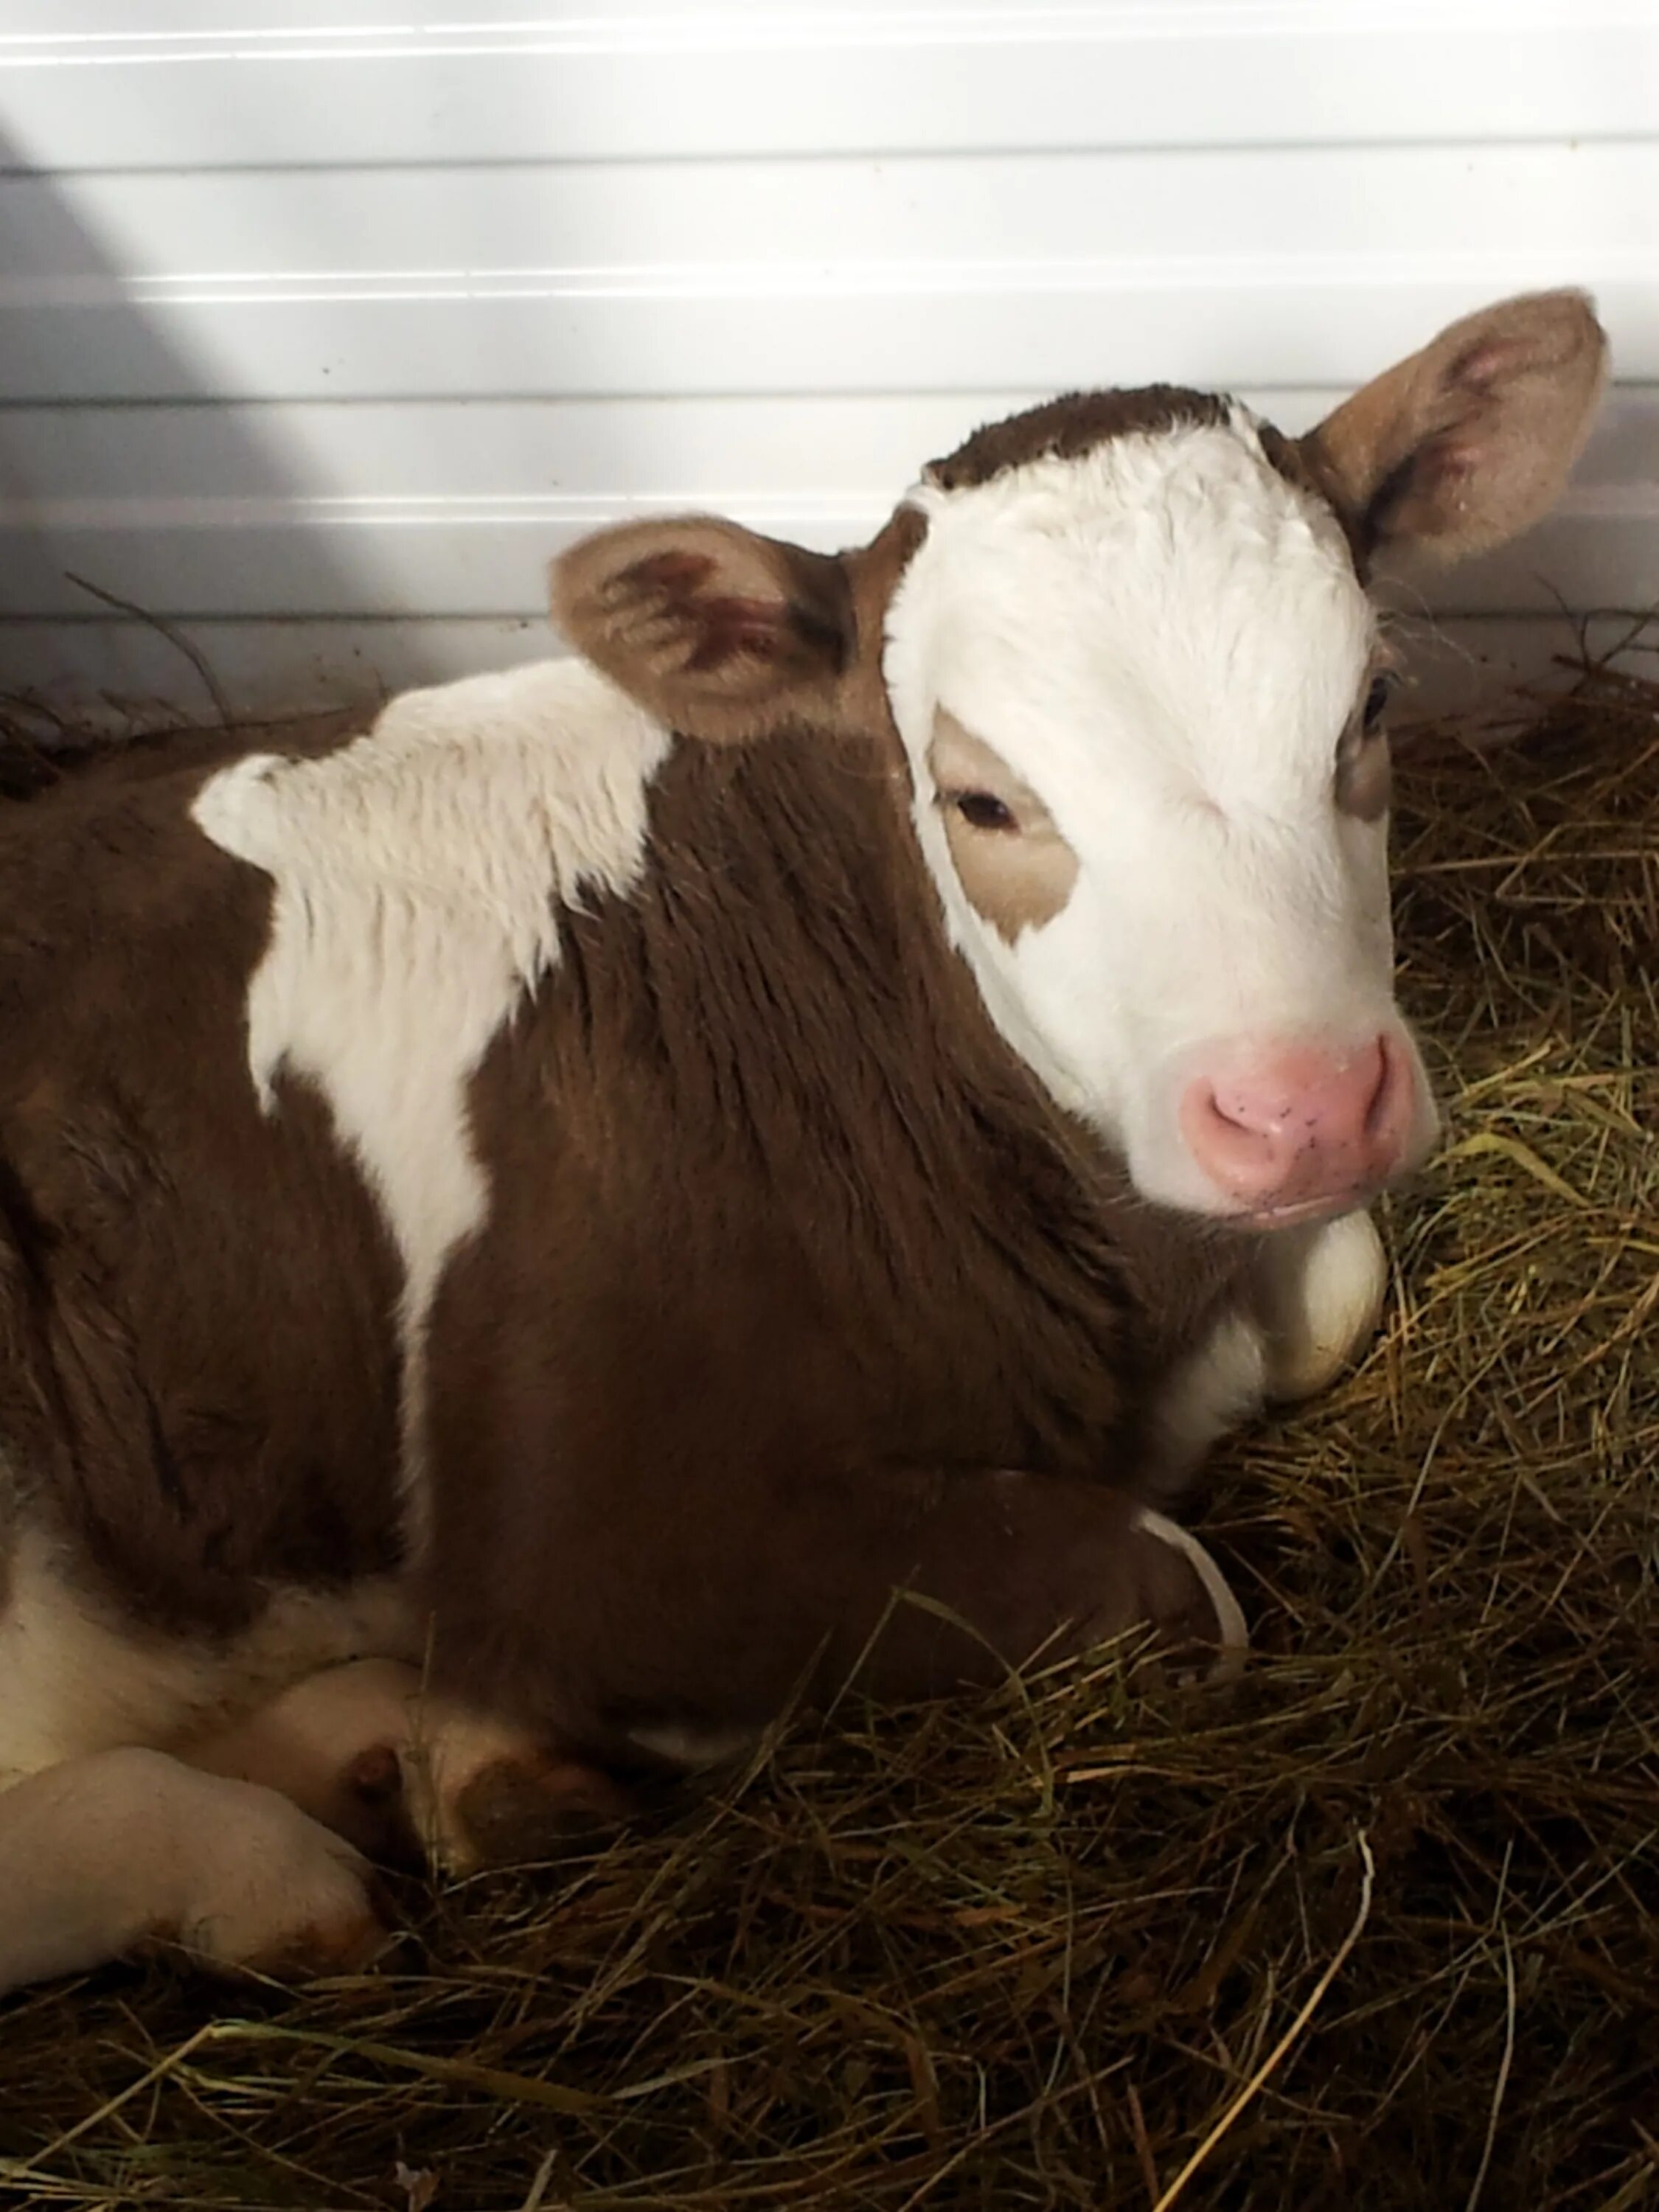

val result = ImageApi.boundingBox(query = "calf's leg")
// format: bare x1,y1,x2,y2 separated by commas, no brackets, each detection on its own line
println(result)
187,1476,1249,1880
806,1471,1248,1704
180,1658,636,1877
1141,1211,1390,1498
431,1461,1251,1783
181,1657,429,1862
0,1747,389,1996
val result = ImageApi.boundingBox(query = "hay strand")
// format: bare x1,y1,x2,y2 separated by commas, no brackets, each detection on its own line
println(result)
1150,1831,1377,2211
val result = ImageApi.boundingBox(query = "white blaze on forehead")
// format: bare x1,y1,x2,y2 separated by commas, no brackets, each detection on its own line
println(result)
880,410,1386,1144
192,658,672,1559
889,411,1372,832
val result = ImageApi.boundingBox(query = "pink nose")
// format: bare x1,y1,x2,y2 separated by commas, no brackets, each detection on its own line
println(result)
1180,1034,1416,1214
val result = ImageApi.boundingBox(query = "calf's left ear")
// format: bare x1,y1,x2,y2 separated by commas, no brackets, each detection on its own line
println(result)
1298,289,1609,563
552,516,855,743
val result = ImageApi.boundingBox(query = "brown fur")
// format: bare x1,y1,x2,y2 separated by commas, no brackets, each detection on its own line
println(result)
0,728,405,1640
925,388,1229,490
0,700,1251,1756
419,717,1253,1752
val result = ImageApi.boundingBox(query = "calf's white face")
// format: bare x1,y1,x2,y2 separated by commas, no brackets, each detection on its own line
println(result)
881,407,1429,1222
556,290,1607,1226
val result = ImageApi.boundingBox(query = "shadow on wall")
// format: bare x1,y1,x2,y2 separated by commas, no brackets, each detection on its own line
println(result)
0,99,1647,732
0,131,465,731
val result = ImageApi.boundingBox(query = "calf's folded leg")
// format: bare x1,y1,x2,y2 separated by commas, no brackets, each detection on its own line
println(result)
436,1462,1252,1770
173,1474,1251,1891
811,1470,1248,1702
180,1658,636,1877
181,1657,431,1861
0,1746,389,1995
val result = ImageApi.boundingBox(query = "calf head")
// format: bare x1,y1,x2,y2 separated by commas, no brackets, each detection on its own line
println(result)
557,291,1607,1226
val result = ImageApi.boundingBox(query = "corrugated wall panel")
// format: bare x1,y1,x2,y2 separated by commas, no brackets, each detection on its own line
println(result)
3,2,1656,164
3,12,1659,170
1,0,1655,718
2,392,1656,622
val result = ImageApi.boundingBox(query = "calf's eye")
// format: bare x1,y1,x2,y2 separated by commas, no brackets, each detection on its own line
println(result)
1363,674,1395,732
952,790,1018,833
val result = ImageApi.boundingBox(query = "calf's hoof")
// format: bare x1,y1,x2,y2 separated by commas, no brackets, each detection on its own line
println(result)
181,1658,636,1882
180,1657,429,1866
167,1793,394,1980
401,1714,638,1877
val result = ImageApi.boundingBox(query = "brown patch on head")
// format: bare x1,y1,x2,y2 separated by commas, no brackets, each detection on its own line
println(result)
926,386,1228,492
929,710,1079,942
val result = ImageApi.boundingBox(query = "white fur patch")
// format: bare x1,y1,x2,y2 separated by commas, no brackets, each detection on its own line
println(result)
1145,1308,1270,1493
1260,1206,1389,1403
880,411,1427,1209
0,1746,381,1994
192,659,673,1557
0,1524,416,1785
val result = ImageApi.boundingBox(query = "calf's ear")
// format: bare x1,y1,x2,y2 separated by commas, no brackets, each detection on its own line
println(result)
1298,290,1608,563
552,516,855,743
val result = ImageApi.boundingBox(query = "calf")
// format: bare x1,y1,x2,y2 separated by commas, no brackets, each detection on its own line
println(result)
0,292,1605,1990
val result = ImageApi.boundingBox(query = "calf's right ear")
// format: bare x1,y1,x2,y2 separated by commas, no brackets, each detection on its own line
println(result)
1298,289,1609,563
552,517,855,744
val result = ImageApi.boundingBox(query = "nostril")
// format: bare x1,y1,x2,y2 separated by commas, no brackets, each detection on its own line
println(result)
1204,1081,1294,1144
1199,1086,1239,1134
1200,1087,1257,1142
1180,1032,1420,1211
1183,1083,1288,1190
1361,1034,1394,1137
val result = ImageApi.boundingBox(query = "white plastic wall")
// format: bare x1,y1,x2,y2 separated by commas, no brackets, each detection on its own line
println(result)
1,1,1655,722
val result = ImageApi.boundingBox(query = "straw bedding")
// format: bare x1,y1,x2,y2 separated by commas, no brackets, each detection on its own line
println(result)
0,660,1654,2211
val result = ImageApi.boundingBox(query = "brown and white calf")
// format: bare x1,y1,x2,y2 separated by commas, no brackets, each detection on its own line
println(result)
0,293,1605,1991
